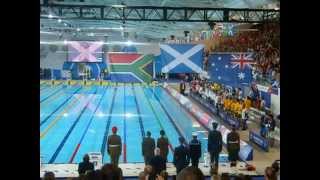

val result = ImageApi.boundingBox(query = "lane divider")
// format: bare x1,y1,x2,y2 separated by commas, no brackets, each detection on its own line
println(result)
40,85,49,91
40,94,83,139
48,87,98,163
41,86,72,107
100,87,118,161
69,86,109,163
40,84,65,103
40,87,82,127
123,85,127,163
140,86,174,153
148,87,187,143
40,82,61,91
132,84,145,137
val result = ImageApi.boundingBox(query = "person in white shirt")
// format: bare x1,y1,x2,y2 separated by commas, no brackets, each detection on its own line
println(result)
260,99,266,111
241,108,249,130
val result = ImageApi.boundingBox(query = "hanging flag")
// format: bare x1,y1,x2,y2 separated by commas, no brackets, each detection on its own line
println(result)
108,53,154,83
209,53,255,87
159,44,204,73
67,41,103,62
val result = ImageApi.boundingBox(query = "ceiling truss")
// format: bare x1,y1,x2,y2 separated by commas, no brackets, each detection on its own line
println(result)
40,4,279,23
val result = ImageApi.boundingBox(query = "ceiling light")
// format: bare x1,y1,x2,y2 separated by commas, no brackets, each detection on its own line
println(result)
126,40,132,46
97,112,105,117
58,19,62,23
125,113,133,118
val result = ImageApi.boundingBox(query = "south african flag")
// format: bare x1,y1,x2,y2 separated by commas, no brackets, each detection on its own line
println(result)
107,53,154,83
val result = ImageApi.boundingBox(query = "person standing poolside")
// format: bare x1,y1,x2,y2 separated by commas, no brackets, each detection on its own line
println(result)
157,130,169,162
207,122,223,174
107,126,122,167
142,131,156,165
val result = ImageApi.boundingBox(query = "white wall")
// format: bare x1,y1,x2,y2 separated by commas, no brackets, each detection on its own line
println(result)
40,44,67,69
271,89,280,116
136,43,161,55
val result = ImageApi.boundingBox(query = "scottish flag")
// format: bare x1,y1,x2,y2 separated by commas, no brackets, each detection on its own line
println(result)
209,53,255,87
159,44,204,73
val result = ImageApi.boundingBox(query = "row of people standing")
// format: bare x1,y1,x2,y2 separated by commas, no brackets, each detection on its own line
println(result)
104,124,240,176
142,129,202,176
142,122,240,176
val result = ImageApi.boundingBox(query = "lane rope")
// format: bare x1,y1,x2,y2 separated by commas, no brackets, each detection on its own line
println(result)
100,86,118,161
40,87,82,127
140,86,174,153
68,86,109,163
48,87,99,163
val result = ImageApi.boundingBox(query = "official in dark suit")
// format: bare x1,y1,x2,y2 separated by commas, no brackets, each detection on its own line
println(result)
227,125,240,167
78,154,94,175
207,122,223,174
149,148,167,179
157,130,169,162
189,133,201,168
180,81,186,95
173,137,190,174
142,131,156,165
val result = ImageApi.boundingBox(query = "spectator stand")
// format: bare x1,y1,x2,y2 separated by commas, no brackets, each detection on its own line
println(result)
40,162,260,179
187,80,280,152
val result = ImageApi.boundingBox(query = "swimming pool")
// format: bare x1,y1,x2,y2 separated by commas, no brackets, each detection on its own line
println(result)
40,83,208,164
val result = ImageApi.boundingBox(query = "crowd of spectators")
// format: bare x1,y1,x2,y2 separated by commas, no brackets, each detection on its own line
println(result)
182,76,278,144
210,23,280,87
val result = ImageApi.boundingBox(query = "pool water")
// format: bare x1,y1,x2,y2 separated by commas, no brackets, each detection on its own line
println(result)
40,83,208,164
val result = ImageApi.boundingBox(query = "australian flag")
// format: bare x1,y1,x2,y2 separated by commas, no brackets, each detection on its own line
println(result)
209,53,255,87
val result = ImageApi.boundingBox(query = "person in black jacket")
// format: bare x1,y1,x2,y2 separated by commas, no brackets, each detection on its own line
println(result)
157,130,169,162
180,81,186,95
227,125,240,167
78,154,94,176
142,131,156,165
207,122,223,173
173,137,190,174
189,133,201,168
150,147,167,179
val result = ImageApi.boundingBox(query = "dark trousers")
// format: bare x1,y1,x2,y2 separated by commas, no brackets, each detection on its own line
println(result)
144,155,153,165
228,149,239,162
176,165,187,175
210,151,220,166
191,158,199,168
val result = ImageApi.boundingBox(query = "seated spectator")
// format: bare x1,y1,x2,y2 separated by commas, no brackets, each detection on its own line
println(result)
220,173,230,180
43,171,55,180
244,96,252,110
101,163,123,180
78,154,95,176
156,170,168,180
264,166,277,180
83,170,103,180
149,148,167,179
271,161,280,180
138,165,152,180
176,166,204,180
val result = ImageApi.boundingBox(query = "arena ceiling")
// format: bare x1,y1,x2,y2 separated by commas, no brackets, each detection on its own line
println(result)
40,0,280,43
